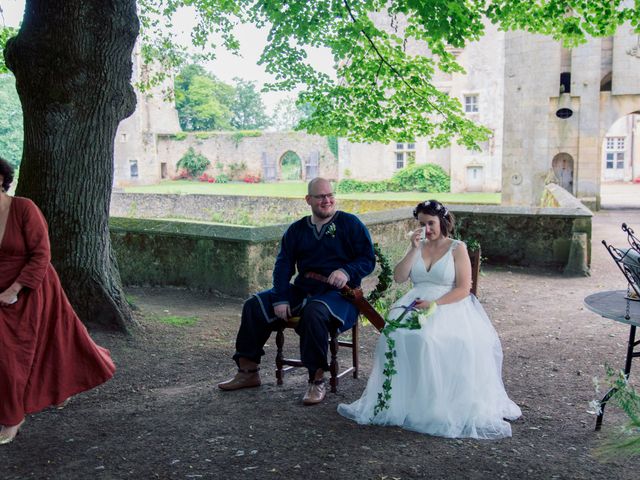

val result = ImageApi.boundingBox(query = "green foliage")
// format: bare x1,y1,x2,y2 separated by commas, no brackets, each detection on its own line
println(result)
327,136,339,159
593,366,640,459
335,179,389,194
388,163,450,193
231,78,271,130
373,308,424,418
280,151,302,180
0,74,23,168
231,130,262,146
336,164,450,194
154,314,199,326
171,132,188,141
271,97,312,131
454,232,481,253
225,161,248,180
0,27,18,74
195,132,215,140
176,147,211,177
141,0,634,148
367,244,393,305
174,64,235,131
215,173,230,184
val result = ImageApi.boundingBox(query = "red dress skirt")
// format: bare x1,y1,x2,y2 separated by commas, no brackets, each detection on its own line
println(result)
0,197,115,426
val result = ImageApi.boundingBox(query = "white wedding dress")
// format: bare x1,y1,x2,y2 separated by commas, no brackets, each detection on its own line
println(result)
338,240,521,439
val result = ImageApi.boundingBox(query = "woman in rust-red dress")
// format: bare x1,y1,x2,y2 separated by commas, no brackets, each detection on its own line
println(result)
0,157,115,444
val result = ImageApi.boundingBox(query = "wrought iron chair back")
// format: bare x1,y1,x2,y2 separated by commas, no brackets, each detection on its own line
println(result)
602,223,640,300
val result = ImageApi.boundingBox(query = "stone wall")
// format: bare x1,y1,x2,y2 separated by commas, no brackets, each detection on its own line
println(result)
110,201,592,296
540,183,593,275
110,192,417,226
156,131,338,182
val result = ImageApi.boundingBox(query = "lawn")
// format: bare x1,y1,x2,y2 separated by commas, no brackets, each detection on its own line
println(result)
124,180,501,204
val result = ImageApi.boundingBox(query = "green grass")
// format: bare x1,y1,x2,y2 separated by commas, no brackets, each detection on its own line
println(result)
153,314,199,326
125,294,139,308
124,180,501,204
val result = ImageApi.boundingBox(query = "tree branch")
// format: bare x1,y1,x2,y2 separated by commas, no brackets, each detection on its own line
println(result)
341,0,444,115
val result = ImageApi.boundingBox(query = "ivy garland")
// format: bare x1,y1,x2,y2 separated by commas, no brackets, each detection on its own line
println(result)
372,301,438,419
367,243,393,305
372,305,421,418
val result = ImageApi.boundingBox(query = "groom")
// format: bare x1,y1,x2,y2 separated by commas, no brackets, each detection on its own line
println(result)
218,177,375,405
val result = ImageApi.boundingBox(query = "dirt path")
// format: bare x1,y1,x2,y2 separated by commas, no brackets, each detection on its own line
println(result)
2,210,640,479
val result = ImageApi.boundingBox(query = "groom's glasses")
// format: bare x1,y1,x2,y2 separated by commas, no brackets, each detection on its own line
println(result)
311,193,335,200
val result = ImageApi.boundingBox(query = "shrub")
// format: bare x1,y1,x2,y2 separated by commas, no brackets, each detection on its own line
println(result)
172,169,190,180
227,161,248,180
176,147,211,178
198,172,215,182
335,164,450,194
335,179,389,193
387,163,450,192
216,173,230,184
243,174,261,183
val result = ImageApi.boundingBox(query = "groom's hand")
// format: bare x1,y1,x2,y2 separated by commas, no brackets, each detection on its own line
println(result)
327,269,348,289
274,303,291,320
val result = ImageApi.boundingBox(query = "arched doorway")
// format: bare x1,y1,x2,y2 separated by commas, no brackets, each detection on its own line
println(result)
551,153,574,193
279,151,303,180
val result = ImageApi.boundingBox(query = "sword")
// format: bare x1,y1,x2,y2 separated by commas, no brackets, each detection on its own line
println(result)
304,271,386,332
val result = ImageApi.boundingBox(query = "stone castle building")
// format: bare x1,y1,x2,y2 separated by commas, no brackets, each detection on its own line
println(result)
114,22,640,207
114,49,337,187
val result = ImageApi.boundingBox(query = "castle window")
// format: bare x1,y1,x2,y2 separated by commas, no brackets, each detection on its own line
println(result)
464,94,479,113
395,142,416,169
129,159,139,178
605,137,625,170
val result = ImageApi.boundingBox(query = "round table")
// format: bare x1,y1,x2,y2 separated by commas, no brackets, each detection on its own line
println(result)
584,290,640,430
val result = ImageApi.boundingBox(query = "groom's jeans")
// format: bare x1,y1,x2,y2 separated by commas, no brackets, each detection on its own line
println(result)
233,296,331,377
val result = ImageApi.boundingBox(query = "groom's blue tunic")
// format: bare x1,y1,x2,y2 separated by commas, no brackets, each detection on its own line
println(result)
255,211,375,332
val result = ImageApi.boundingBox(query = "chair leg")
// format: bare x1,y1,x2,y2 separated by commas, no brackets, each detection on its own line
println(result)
352,322,359,379
275,327,284,385
329,330,339,393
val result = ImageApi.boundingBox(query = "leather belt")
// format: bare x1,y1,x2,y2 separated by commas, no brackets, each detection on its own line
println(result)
304,272,385,331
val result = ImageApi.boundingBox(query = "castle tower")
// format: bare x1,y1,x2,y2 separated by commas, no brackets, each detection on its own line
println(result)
113,45,181,188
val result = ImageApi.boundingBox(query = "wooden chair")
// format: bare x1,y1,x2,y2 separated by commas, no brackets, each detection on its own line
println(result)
469,246,481,296
275,317,358,393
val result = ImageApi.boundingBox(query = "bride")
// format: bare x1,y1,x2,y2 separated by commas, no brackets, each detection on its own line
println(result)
338,200,521,439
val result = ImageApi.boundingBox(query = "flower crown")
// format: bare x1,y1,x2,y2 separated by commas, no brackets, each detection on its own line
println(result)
413,200,448,218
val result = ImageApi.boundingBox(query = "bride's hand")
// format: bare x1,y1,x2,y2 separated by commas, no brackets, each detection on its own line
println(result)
414,299,431,310
409,227,424,249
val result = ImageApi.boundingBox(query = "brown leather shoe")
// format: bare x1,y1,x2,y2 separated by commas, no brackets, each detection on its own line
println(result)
218,368,261,391
302,379,326,405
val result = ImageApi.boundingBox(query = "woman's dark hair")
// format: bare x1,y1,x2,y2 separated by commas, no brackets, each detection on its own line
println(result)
413,199,456,236
0,156,14,192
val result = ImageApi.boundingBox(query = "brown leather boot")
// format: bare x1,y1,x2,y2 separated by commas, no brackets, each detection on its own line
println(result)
218,368,261,391
302,379,326,405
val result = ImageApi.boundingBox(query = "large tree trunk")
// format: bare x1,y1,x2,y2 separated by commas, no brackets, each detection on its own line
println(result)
5,0,139,332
